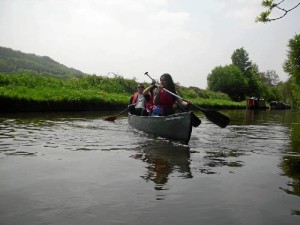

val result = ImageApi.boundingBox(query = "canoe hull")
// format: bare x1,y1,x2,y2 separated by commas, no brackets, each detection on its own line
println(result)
128,112,193,144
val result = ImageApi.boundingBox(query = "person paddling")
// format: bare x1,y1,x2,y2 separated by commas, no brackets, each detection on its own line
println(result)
129,83,150,116
152,73,189,116
142,79,157,114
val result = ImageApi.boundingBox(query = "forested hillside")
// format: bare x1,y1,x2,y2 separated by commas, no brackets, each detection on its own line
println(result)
0,46,85,78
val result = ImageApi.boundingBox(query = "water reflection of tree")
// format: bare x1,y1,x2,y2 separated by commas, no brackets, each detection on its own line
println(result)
245,109,294,125
280,123,300,215
132,141,192,191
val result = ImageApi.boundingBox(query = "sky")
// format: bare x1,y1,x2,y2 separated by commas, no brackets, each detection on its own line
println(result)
0,0,299,89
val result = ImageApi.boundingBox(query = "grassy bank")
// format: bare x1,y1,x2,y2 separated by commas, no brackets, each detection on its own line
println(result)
0,72,245,112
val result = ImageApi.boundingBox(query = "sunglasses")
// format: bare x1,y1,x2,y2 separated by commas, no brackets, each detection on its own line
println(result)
138,86,144,89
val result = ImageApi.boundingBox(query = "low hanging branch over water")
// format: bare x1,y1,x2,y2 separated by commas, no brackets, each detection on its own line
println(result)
256,0,300,22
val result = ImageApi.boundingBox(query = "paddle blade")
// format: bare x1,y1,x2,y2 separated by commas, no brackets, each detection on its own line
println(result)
191,113,201,127
104,107,130,122
202,109,230,128
104,116,117,122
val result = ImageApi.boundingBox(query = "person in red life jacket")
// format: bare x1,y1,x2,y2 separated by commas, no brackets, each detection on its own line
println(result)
143,79,156,114
152,73,189,116
129,83,150,116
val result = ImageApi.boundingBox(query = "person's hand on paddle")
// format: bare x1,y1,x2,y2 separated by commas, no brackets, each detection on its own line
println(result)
151,79,157,88
184,100,191,108
157,85,163,92
177,98,190,109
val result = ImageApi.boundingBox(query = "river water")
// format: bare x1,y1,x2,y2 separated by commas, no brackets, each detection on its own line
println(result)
0,109,300,225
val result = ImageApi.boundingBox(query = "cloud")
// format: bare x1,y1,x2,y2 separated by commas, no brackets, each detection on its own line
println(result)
0,0,299,88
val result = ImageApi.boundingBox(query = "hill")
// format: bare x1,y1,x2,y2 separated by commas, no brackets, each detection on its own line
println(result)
0,46,85,78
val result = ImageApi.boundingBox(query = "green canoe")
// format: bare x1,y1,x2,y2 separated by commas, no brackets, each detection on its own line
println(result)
128,112,194,144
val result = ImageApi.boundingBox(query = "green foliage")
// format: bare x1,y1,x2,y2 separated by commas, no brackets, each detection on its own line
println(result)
280,34,300,107
177,86,231,100
0,71,63,88
230,48,263,98
285,77,300,107
260,70,280,86
256,0,300,23
0,46,85,78
0,46,242,109
247,75,261,97
283,34,300,86
231,48,252,72
0,72,242,109
67,75,137,94
261,0,275,7
257,82,281,101
0,72,131,104
207,47,294,105
207,64,247,101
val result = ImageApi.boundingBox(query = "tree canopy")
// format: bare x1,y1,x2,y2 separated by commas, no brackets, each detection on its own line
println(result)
283,34,300,86
207,64,247,101
282,33,300,106
207,47,283,102
231,48,252,72
260,70,280,86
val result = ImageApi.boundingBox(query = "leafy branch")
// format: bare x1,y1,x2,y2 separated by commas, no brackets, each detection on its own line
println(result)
256,0,300,22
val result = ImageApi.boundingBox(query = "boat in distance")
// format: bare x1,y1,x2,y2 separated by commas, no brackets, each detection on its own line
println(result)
128,112,194,144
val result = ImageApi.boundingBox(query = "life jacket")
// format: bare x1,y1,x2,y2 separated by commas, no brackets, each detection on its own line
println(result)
131,92,150,109
145,95,154,112
155,90,175,115
131,92,139,104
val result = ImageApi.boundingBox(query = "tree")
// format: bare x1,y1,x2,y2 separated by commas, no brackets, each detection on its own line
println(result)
208,47,286,102
276,80,294,103
231,48,252,73
256,0,300,23
247,75,262,97
260,70,280,86
283,34,300,86
231,49,265,97
207,65,247,101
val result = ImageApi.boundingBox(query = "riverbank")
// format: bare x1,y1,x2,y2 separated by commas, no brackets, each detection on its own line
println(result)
0,96,245,113
0,73,245,112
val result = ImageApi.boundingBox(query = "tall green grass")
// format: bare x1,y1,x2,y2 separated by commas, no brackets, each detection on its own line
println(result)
0,72,245,108
0,72,133,104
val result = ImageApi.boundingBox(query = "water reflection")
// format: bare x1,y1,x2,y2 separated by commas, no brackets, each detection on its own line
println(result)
204,150,244,168
227,109,300,216
132,141,191,199
0,112,134,156
1,110,300,223
227,109,296,125
280,123,300,215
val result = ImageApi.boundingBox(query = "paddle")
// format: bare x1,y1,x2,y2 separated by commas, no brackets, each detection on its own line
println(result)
104,107,130,121
162,88,230,128
176,101,201,127
144,72,230,128
104,100,142,121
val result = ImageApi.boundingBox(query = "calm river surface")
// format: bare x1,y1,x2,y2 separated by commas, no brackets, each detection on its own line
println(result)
0,109,300,225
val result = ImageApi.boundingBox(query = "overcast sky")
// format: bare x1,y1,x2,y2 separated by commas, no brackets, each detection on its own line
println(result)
0,0,299,89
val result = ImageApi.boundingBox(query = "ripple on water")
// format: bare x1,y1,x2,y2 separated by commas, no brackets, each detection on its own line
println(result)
187,120,293,175
4,151,37,156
